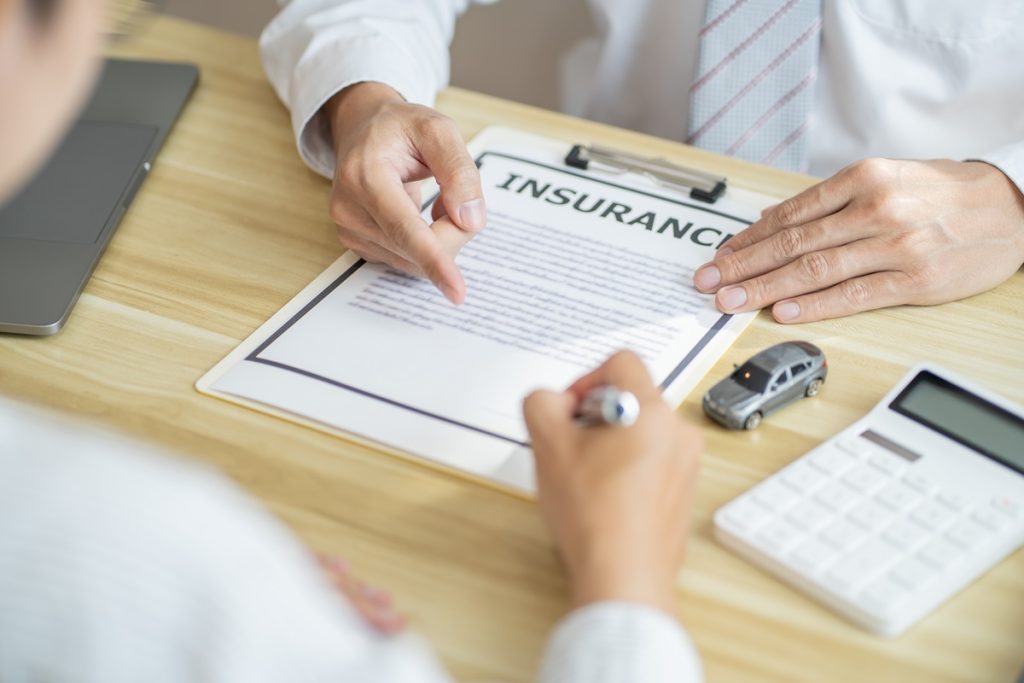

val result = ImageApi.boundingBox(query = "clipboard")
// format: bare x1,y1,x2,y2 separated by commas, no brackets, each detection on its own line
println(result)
565,143,728,203
197,126,776,496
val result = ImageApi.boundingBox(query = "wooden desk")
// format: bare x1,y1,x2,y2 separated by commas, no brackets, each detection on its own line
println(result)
2,16,1021,683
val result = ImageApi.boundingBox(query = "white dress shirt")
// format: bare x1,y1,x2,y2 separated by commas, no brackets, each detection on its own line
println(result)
256,6,1023,672
0,399,701,682
259,0,1024,191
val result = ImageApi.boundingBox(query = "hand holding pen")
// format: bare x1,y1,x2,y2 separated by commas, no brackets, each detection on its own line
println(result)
522,351,703,616
573,385,640,427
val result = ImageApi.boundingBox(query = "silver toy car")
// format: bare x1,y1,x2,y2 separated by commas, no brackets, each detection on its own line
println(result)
703,341,827,430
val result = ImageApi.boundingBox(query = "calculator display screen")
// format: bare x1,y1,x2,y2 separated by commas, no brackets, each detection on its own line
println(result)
891,371,1024,475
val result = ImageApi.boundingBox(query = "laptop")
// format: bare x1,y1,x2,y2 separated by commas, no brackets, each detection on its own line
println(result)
0,59,198,335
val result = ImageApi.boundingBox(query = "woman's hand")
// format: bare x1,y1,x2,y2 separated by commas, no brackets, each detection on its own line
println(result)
317,555,406,635
523,351,702,615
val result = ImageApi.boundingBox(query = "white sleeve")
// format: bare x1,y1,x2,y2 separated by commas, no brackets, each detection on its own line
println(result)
975,140,1024,200
0,401,453,683
539,602,704,683
0,401,705,683
259,0,493,177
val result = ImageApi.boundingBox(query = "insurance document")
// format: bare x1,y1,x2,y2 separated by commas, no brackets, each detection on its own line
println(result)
198,127,775,493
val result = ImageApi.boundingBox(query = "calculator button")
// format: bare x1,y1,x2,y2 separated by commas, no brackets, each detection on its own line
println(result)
820,519,866,551
842,465,888,494
910,501,956,531
848,500,889,532
936,490,971,513
789,538,836,572
785,499,832,532
808,449,856,475
860,579,910,615
903,472,938,495
814,482,859,512
889,557,936,590
867,451,908,476
972,507,1008,532
991,496,1022,519
823,540,892,592
753,481,797,512
918,538,963,570
780,463,827,493
754,520,804,554
883,520,928,550
719,499,771,535
836,437,871,457
945,520,991,550
875,482,920,513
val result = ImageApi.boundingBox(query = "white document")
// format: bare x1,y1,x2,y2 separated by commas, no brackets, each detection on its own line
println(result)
197,127,776,494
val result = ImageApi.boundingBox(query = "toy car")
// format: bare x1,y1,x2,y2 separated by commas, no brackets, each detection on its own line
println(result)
703,341,827,430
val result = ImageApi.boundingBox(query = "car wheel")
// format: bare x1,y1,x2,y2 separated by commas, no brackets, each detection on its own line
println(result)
743,412,762,430
806,378,824,397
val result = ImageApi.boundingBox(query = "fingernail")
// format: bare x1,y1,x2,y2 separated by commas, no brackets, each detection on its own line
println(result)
718,286,747,311
458,198,487,232
774,301,800,322
438,281,460,304
717,246,734,257
694,264,721,291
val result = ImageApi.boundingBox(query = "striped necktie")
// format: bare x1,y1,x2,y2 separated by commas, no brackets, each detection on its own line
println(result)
687,0,823,172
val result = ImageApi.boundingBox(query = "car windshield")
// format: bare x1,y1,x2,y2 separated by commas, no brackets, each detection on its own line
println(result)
732,362,771,392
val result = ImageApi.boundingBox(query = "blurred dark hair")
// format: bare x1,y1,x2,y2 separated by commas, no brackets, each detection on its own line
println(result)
29,0,61,22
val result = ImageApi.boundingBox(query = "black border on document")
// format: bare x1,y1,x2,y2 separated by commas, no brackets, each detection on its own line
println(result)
244,151,751,447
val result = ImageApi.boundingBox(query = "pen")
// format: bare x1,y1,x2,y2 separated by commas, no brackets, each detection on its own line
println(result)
574,386,640,427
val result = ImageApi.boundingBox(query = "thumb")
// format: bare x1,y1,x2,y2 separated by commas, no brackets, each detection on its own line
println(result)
416,121,487,233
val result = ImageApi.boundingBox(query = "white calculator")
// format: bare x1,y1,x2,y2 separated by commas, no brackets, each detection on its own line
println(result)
713,364,1024,636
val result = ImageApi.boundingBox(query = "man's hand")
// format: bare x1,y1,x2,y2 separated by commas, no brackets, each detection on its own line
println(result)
523,351,701,615
325,82,487,304
693,159,1024,322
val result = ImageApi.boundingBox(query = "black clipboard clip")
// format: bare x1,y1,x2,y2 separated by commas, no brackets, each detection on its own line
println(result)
565,143,727,204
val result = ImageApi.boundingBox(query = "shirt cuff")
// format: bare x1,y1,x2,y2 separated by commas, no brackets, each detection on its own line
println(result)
539,602,703,683
971,140,1024,198
277,36,437,179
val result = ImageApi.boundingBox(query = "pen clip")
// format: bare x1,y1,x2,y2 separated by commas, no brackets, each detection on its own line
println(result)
566,143,727,204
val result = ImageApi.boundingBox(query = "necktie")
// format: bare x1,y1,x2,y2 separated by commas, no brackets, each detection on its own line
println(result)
687,0,823,172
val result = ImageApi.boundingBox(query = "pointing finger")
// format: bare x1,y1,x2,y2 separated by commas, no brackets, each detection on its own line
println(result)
363,171,466,304
335,226,422,274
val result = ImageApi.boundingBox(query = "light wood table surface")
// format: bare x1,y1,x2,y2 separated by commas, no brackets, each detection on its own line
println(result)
2,16,1022,683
